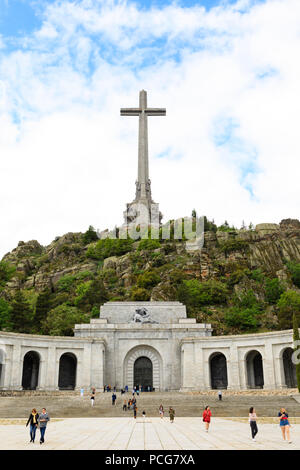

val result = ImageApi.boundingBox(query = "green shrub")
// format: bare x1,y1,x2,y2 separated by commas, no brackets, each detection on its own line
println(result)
86,238,134,260
249,269,265,283
10,291,33,333
277,291,300,329
287,262,300,288
45,303,88,336
227,268,250,287
225,306,260,331
169,269,186,286
82,226,98,245
234,289,260,309
217,221,237,232
137,239,161,251
137,271,161,289
57,275,76,292
150,252,165,267
131,287,151,301
0,261,16,288
178,279,228,307
73,279,108,312
265,278,285,304
219,239,249,257
0,298,12,330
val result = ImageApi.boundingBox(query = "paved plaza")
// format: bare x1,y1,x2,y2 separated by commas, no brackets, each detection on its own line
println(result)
0,417,299,450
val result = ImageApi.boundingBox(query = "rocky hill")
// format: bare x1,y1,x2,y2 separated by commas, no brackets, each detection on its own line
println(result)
0,218,300,336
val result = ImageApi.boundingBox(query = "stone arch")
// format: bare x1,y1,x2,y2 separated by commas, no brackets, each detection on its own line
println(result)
0,349,5,388
281,347,297,388
22,351,40,390
209,352,228,389
124,346,162,391
246,350,264,389
58,353,77,390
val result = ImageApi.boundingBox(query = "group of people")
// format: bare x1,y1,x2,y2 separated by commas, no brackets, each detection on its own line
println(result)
26,408,50,444
248,407,292,443
201,405,292,443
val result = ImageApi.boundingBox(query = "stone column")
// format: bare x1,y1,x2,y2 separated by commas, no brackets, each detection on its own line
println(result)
203,355,211,390
45,346,57,390
90,341,105,391
180,340,195,391
227,344,240,390
38,359,47,390
11,343,22,389
263,343,276,389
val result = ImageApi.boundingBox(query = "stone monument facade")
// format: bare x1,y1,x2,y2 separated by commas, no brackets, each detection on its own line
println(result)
0,302,296,392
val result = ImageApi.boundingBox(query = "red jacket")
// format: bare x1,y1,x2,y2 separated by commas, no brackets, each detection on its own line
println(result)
203,409,212,423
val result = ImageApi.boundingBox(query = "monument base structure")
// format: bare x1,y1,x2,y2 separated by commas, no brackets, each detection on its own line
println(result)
0,301,298,392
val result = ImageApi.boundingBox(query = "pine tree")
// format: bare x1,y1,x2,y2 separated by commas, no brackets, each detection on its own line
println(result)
10,291,32,333
34,289,51,334
293,313,300,393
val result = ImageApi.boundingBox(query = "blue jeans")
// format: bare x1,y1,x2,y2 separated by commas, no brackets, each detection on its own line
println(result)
40,426,46,442
30,424,37,441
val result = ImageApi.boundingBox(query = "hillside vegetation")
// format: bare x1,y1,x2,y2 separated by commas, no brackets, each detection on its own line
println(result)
0,218,300,337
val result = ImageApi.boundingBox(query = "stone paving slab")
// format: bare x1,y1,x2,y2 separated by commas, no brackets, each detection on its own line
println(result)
0,418,299,450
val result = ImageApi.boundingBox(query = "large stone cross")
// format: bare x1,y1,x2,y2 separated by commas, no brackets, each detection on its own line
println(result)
121,90,166,202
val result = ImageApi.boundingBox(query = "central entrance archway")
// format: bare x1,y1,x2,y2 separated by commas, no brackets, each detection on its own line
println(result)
134,356,153,391
124,346,162,391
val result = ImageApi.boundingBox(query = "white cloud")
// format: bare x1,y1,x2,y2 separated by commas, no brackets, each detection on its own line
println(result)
0,0,299,258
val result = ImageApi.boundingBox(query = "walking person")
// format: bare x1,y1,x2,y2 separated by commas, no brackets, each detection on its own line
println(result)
133,403,138,419
218,390,222,401
278,408,292,443
112,392,117,405
169,407,175,423
26,408,39,443
38,408,50,445
249,407,258,441
159,404,164,419
203,406,212,432
123,399,127,412
90,391,95,406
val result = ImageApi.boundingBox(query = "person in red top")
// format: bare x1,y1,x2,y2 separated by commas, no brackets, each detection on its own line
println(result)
203,406,212,432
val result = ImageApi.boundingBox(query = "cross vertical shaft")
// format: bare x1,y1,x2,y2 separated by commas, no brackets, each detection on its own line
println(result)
121,90,166,207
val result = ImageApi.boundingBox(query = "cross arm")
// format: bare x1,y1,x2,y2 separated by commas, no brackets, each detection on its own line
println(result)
145,108,166,116
120,108,141,116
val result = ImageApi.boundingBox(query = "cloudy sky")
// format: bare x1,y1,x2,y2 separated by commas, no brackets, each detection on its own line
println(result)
0,0,299,257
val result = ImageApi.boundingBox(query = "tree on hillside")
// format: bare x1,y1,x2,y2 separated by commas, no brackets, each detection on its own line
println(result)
44,303,89,336
10,291,33,333
277,291,300,329
34,289,51,334
82,225,98,245
0,298,12,330
74,278,108,312
293,313,300,393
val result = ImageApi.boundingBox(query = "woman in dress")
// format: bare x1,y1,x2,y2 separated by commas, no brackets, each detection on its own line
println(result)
202,406,212,432
159,404,164,419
